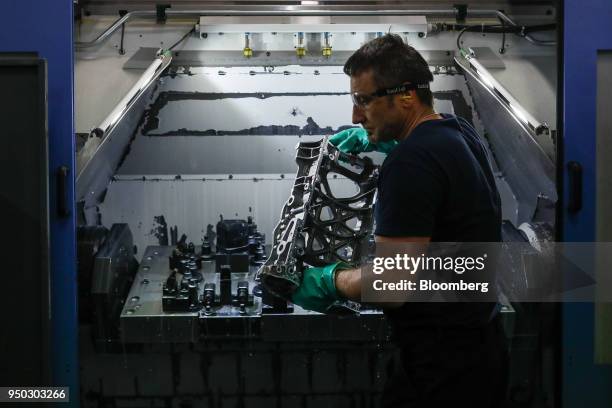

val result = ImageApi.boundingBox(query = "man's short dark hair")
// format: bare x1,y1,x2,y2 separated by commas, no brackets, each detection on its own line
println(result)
343,34,434,107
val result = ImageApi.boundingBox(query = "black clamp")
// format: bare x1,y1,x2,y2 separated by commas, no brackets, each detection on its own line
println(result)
156,4,171,24
260,284,294,314
162,270,203,312
201,276,254,316
203,282,218,316
454,4,468,24
232,281,254,315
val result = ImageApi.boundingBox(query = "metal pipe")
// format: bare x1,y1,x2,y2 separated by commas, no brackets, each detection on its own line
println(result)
75,8,505,49
494,10,516,27
522,34,556,46
76,10,155,48
96,50,171,136
494,10,556,46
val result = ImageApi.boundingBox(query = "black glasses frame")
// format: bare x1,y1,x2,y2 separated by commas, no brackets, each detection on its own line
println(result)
351,82,430,108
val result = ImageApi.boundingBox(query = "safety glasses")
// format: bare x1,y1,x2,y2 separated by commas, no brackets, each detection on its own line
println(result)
350,82,430,108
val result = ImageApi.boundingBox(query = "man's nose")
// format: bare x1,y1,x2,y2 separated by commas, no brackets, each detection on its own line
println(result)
352,104,365,124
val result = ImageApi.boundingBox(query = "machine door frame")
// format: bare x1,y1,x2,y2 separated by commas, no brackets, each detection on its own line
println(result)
1,1,77,406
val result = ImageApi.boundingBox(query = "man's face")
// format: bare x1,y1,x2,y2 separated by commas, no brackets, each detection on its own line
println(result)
350,70,407,144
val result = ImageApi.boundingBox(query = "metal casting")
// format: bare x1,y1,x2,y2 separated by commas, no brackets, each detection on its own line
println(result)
258,137,378,299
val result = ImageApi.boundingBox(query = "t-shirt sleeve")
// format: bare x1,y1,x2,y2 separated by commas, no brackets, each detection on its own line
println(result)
374,149,447,237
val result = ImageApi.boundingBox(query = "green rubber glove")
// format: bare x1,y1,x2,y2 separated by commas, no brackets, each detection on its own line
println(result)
292,263,345,313
329,128,398,155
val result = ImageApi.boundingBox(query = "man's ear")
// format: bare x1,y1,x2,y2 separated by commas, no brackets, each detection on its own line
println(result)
398,90,416,108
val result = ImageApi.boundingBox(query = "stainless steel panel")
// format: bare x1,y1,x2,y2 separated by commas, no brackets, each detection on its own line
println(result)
117,136,323,175
76,53,172,223
100,177,296,253
100,175,363,254
458,57,556,227
115,67,467,175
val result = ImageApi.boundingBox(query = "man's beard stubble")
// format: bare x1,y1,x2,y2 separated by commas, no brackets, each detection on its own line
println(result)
378,121,405,143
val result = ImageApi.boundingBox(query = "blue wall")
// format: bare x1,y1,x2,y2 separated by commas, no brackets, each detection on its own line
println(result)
1,1,77,405
563,0,612,406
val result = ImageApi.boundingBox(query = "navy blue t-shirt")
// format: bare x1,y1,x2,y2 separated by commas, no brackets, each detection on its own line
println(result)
375,114,501,330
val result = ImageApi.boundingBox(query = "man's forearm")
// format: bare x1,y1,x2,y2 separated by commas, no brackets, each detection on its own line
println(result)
334,267,404,309
334,268,362,301
334,236,430,308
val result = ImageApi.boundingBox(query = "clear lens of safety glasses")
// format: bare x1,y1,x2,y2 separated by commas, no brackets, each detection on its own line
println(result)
351,93,372,108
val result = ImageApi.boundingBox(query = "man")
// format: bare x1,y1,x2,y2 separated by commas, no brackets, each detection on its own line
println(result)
292,34,508,407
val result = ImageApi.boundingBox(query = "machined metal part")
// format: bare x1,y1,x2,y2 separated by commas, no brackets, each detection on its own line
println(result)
119,246,391,343
121,246,261,342
114,245,514,343
322,32,333,57
258,137,378,299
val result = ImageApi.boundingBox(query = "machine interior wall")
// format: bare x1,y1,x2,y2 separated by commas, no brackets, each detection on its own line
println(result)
96,66,495,252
